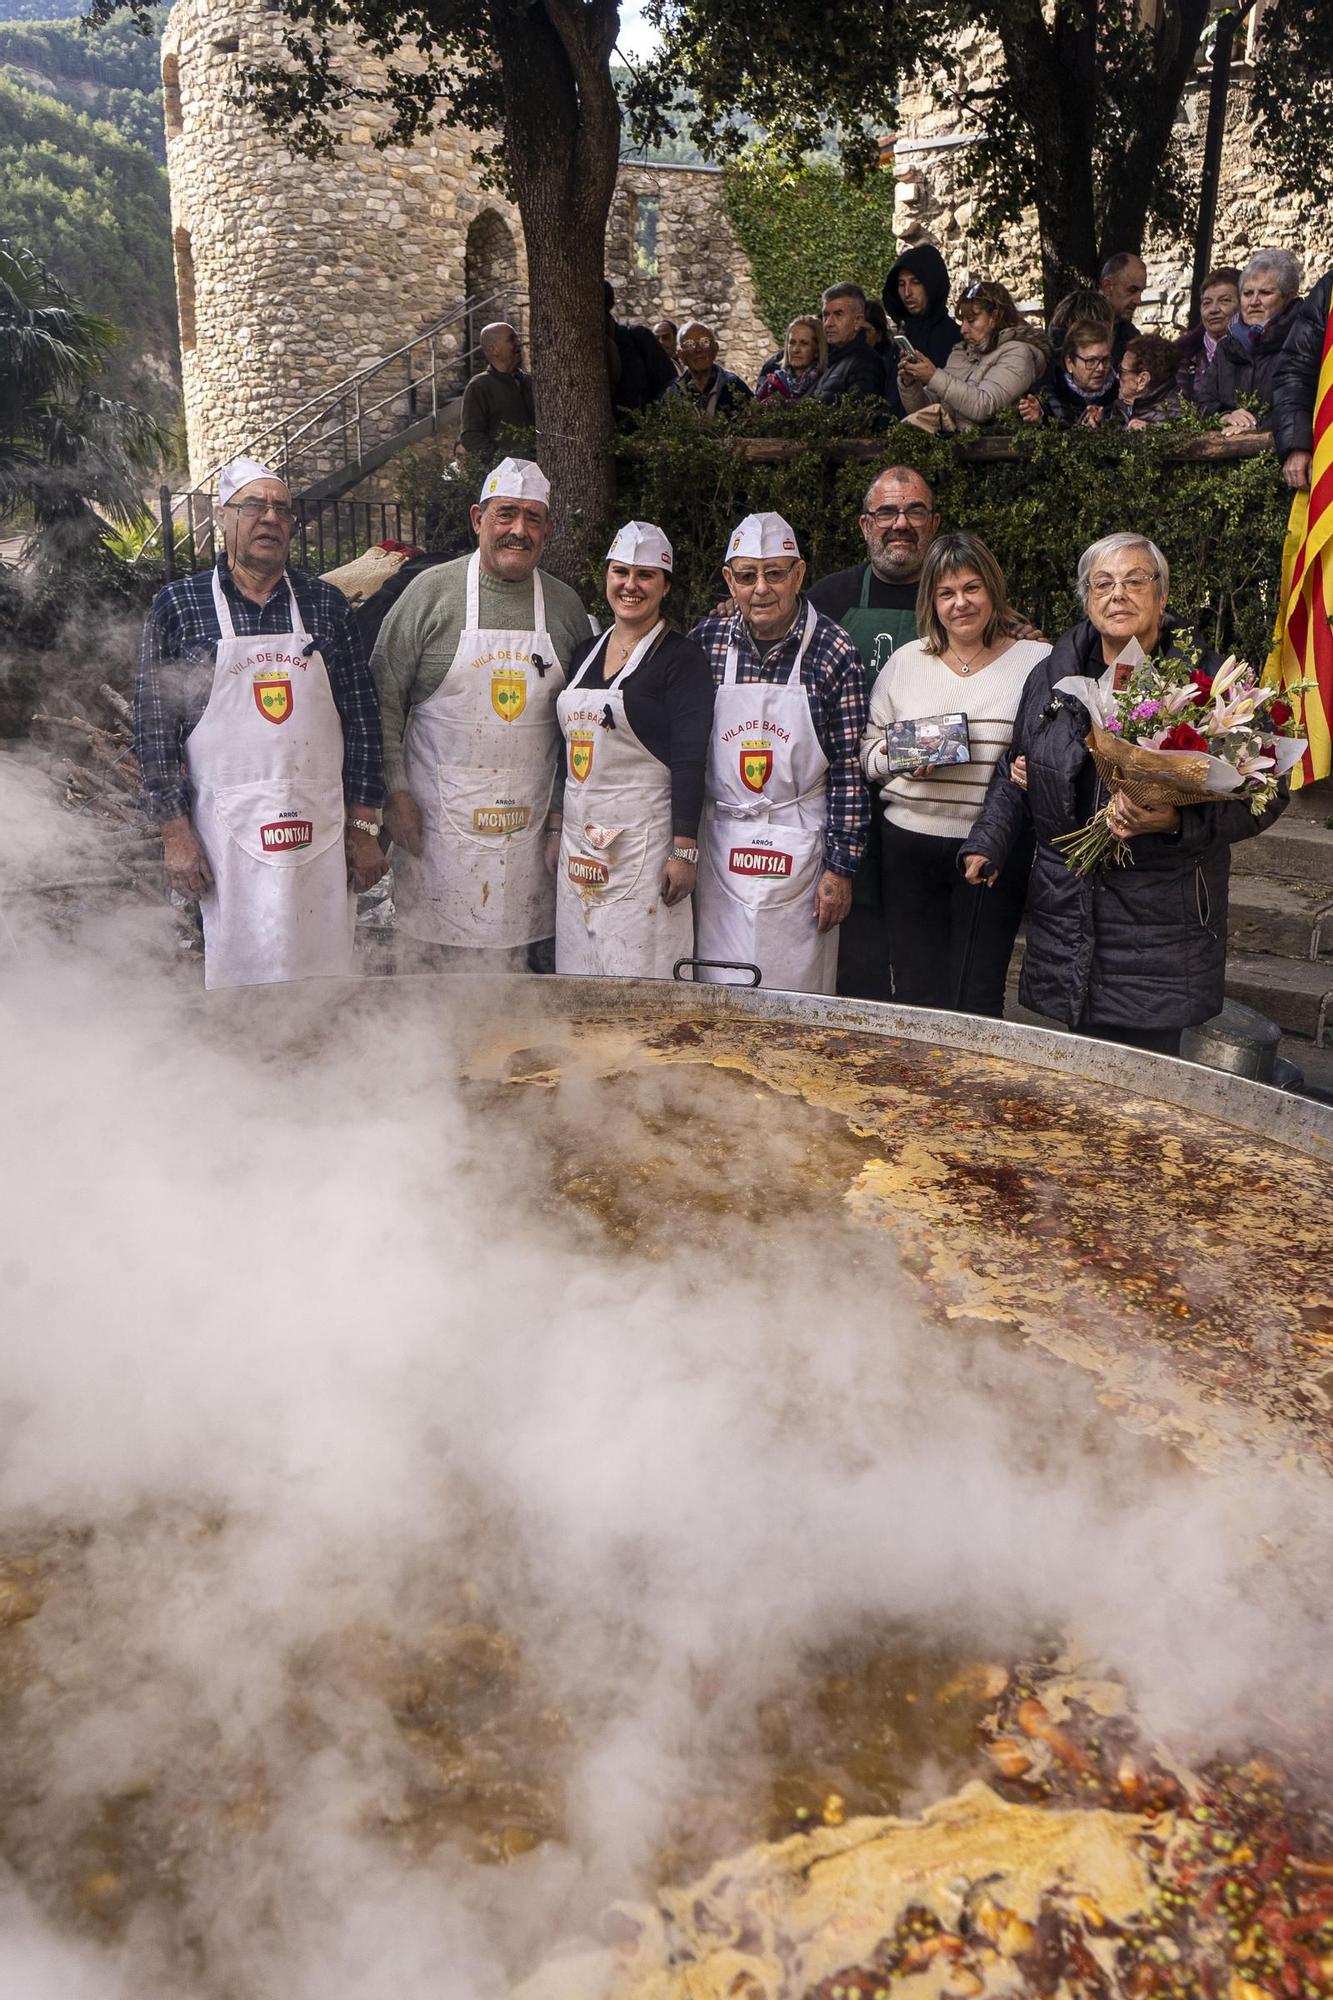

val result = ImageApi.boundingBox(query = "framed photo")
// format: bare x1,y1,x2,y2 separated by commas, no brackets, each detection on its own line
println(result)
886,713,972,773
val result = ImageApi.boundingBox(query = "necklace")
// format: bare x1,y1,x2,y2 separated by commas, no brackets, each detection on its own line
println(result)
946,640,988,675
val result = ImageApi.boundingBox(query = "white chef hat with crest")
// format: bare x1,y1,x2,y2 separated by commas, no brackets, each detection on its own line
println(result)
724,512,801,563
605,521,673,572
480,457,551,506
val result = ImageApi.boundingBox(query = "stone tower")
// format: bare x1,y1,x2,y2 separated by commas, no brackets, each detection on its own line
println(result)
161,0,777,488
162,0,528,482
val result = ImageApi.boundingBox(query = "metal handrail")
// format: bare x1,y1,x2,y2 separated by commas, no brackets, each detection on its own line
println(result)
144,286,528,563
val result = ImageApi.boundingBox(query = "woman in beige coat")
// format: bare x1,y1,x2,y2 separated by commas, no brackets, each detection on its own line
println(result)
898,281,1050,431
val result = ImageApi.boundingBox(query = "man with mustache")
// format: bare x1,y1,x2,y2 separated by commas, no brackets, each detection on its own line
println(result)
372,457,592,967
133,455,387,990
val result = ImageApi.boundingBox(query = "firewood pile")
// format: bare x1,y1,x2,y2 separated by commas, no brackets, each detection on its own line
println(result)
30,683,163,900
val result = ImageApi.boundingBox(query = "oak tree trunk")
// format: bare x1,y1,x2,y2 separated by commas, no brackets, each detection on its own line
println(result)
496,0,621,583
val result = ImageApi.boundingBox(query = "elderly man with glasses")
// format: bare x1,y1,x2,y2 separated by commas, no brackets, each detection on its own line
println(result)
689,512,870,992
133,456,387,989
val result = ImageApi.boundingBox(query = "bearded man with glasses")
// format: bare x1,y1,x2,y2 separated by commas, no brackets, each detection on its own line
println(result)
689,512,870,993
133,456,387,988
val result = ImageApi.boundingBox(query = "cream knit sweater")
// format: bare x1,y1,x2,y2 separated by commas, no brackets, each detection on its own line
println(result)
860,637,1050,840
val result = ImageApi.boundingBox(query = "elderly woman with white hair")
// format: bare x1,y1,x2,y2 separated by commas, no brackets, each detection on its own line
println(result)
961,532,1287,1056
1196,248,1303,434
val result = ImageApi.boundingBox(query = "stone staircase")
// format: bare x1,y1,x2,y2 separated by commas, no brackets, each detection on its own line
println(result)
1224,780,1333,1087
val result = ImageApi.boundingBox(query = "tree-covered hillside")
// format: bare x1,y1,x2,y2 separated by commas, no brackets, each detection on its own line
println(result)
0,73,176,412
0,7,166,158
0,0,83,17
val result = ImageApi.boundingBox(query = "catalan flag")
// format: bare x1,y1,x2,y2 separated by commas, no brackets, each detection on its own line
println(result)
1264,298,1333,786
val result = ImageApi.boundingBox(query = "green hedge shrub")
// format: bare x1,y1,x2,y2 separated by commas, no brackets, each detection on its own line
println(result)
595,400,1288,663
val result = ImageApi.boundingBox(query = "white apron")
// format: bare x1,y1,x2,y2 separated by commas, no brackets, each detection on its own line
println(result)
554,622,693,980
695,603,836,993
394,553,563,949
185,569,353,992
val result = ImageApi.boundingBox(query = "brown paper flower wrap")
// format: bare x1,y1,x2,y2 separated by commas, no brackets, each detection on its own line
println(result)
1055,725,1223,874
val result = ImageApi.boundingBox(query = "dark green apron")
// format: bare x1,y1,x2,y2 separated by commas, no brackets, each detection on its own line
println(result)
838,566,919,692
833,568,918,999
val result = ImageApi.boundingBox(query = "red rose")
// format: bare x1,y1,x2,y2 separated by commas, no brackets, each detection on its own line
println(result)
1160,723,1209,752
1189,669,1214,697
1269,699,1292,727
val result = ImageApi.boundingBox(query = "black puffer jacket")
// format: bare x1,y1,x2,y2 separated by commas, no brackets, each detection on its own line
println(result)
1195,301,1301,422
814,329,888,408
963,619,1286,1031
1272,268,1333,459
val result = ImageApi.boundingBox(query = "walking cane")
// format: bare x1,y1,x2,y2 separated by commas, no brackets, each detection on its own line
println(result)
953,881,987,1012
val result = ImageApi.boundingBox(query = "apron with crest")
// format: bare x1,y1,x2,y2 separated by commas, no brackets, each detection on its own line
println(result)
185,569,353,991
394,552,563,948
695,603,836,993
554,622,692,979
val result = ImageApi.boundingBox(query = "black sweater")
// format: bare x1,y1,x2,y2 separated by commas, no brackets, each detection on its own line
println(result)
556,626,716,836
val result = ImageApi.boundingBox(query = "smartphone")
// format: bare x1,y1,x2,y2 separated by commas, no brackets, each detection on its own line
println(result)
892,333,918,359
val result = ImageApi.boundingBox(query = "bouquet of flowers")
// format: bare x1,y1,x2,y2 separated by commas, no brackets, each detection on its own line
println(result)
1050,637,1308,874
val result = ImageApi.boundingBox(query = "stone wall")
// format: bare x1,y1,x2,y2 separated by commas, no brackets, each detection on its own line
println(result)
163,0,528,484
891,49,1333,329
605,163,776,382
164,0,775,486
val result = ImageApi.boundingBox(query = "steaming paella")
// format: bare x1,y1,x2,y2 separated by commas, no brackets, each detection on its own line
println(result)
2,973,1331,2000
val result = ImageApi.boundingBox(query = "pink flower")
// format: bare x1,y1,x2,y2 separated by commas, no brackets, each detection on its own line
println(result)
1130,699,1162,721
1104,716,1123,734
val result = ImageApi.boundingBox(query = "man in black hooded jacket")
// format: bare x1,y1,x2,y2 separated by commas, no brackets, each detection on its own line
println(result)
883,245,962,416
1272,268,1333,491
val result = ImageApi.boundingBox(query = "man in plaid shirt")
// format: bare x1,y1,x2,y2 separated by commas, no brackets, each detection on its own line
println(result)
134,459,386,902
690,532,870,868
689,512,870,991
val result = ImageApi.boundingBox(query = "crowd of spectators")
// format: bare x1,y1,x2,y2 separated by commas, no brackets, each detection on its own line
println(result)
581,249,1314,467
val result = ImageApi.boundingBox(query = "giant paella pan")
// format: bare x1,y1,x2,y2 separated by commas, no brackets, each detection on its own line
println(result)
1,970,1331,2000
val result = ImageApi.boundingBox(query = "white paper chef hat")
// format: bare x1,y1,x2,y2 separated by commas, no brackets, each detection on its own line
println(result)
218,457,287,506
724,512,801,563
605,520,673,572
480,457,551,506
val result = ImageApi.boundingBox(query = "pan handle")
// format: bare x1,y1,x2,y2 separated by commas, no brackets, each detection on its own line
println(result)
673,957,762,987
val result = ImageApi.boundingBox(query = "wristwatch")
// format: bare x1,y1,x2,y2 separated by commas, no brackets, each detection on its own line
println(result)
346,816,380,837
672,844,699,863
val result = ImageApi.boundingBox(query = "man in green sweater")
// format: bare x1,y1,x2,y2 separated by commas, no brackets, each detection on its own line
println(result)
457,323,536,461
372,457,592,967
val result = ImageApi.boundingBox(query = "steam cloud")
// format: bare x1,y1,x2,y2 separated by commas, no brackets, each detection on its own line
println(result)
0,923,1330,1996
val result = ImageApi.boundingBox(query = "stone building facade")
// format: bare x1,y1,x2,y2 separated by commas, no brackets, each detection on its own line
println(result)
606,162,774,383
890,27,1333,327
163,0,774,485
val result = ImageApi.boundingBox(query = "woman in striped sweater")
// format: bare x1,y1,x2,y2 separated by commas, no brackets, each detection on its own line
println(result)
860,531,1047,1014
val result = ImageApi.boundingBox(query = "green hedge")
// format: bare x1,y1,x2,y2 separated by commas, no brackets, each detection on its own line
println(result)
722,160,898,347
593,401,1289,664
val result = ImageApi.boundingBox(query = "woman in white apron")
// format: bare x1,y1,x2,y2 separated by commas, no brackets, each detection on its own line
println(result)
551,523,715,979
393,550,563,954
185,569,355,991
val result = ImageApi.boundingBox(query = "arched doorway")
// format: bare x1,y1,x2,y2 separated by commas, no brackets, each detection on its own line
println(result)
464,211,520,364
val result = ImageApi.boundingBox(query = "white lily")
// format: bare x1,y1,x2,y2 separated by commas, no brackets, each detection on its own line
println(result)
1207,655,1248,702
1211,693,1258,732
1163,681,1200,715
1234,750,1276,777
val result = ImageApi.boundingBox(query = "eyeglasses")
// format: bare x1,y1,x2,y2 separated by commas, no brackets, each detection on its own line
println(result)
726,562,799,586
227,498,295,521
1069,352,1112,370
1087,569,1159,597
864,504,933,527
